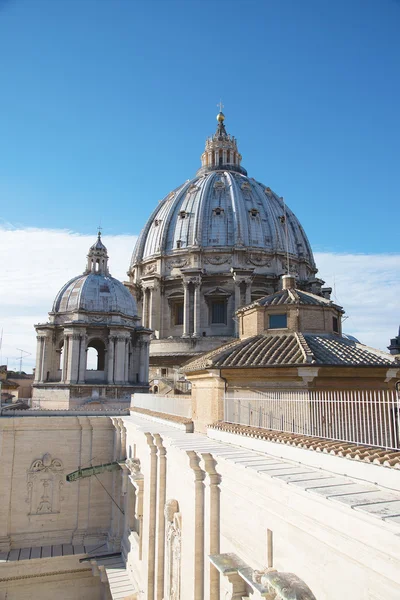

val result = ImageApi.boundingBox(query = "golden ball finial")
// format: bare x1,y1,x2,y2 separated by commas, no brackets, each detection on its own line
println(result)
217,111,225,122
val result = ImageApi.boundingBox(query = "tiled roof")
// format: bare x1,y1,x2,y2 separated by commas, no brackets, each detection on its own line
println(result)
210,422,400,469
304,335,395,366
183,333,397,371
242,288,343,311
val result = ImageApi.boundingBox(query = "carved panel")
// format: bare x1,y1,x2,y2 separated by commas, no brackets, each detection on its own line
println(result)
26,453,64,515
204,254,231,266
143,263,157,275
281,261,298,274
165,499,182,600
167,258,188,270
246,253,272,267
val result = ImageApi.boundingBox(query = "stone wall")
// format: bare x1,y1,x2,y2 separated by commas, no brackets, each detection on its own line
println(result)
0,416,116,551
121,413,400,600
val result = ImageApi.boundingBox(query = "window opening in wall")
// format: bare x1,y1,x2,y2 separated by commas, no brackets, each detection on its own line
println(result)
179,211,187,219
176,240,182,249
173,302,184,326
269,314,287,329
213,207,224,216
211,300,227,324
161,368,167,376
333,316,339,333
95,259,100,272
249,208,259,217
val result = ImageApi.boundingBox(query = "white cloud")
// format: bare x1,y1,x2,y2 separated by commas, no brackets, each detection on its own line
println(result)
314,252,399,351
0,227,398,372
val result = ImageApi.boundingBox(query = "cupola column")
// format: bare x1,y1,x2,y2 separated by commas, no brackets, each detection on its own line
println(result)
148,287,154,331
34,335,48,383
142,287,149,329
62,334,69,382
138,336,150,383
193,278,202,338
115,333,131,384
77,333,87,383
108,335,116,384
182,281,190,338
233,283,242,336
65,332,82,384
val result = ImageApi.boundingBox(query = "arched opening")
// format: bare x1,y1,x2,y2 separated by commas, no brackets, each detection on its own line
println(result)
95,259,100,273
86,339,106,371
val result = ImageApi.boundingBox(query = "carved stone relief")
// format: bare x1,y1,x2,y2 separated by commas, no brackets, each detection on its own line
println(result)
143,263,157,275
165,499,182,600
89,315,106,323
246,253,272,267
167,258,188,270
26,453,64,516
281,261,298,274
204,254,231,266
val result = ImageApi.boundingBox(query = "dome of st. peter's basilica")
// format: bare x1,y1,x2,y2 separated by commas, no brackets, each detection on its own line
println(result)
127,112,327,380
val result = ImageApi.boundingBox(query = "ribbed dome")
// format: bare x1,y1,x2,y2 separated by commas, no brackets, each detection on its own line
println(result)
52,233,138,318
131,171,315,269
53,273,137,316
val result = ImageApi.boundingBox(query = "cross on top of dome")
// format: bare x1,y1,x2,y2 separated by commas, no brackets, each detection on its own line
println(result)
198,107,246,176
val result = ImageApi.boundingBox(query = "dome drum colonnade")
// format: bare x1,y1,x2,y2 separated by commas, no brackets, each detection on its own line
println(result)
33,235,151,408
128,112,326,378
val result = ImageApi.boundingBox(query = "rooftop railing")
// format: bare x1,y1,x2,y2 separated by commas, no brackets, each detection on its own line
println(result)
224,389,399,451
132,392,192,419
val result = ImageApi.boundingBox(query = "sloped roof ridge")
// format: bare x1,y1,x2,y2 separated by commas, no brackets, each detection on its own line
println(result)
183,335,260,371
295,332,315,363
296,288,342,308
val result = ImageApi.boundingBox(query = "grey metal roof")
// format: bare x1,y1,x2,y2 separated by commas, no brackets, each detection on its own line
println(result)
183,333,397,371
131,171,315,268
53,273,137,317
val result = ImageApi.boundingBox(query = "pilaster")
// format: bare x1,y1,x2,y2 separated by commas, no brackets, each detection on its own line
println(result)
187,450,206,600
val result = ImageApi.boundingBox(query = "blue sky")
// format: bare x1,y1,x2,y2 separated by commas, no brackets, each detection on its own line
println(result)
1,0,399,253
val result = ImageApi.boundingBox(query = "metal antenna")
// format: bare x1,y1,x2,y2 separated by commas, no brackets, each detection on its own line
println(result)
282,197,290,275
16,348,31,374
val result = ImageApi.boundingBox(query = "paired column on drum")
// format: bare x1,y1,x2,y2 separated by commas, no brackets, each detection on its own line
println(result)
138,334,150,384
142,281,159,331
231,269,254,336
182,274,202,338
63,329,86,384
34,330,52,383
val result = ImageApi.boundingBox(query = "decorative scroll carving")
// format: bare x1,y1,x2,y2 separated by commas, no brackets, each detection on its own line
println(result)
204,254,231,266
246,253,272,267
165,499,182,600
167,258,188,270
26,453,64,516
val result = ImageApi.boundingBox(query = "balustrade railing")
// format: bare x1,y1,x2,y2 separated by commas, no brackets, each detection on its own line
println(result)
224,389,399,451
132,392,192,419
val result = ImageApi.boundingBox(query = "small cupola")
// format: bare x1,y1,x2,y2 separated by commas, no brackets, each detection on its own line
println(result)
86,231,109,275
198,106,247,176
